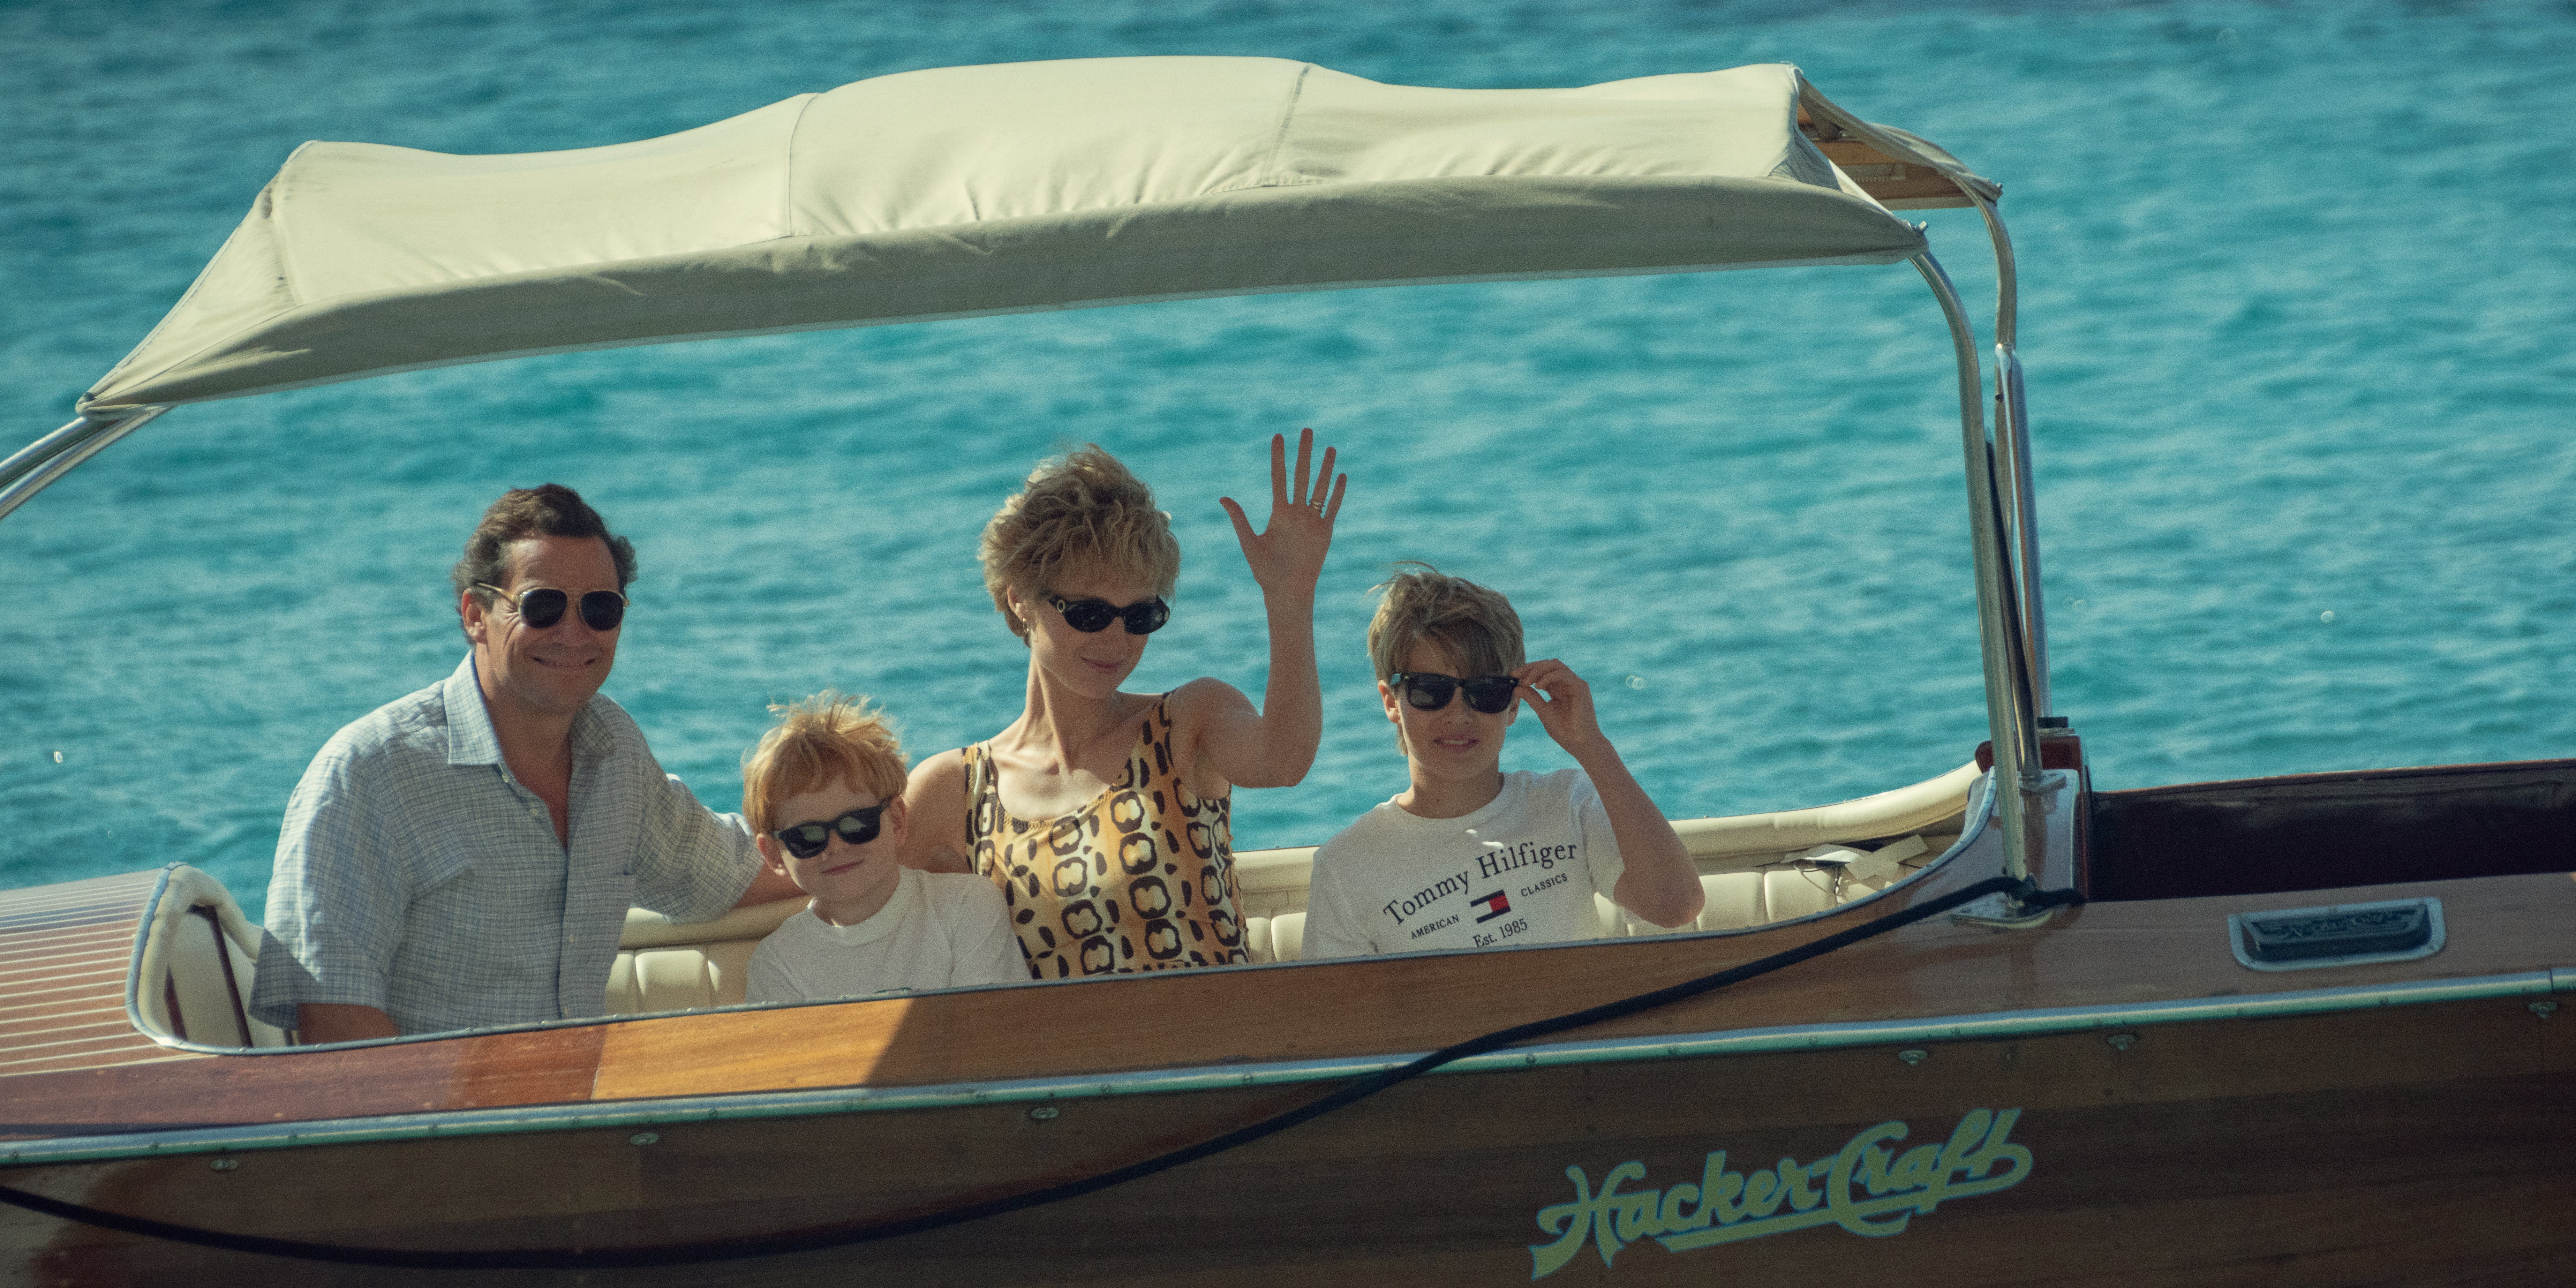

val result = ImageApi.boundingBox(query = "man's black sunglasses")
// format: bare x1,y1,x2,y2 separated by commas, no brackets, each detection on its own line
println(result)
1048,595,1170,635
772,802,891,859
1388,671,1520,714
475,582,627,632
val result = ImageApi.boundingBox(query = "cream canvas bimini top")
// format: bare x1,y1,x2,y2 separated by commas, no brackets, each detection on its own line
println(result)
82,57,1976,415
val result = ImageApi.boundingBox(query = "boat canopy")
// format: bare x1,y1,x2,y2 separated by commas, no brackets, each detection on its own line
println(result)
78,57,1992,414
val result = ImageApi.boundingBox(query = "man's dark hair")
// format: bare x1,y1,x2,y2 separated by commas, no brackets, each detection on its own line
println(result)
450,484,639,618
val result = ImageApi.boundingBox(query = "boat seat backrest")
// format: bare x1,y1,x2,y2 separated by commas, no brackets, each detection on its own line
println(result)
1697,871,1765,930
1764,866,1839,921
133,865,290,1049
1592,834,1938,939
1593,867,1835,938
607,896,809,1015
602,801,1960,996
1241,912,1306,964
1233,847,1318,923
163,908,254,1047
608,940,765,1013
605,853,1924,993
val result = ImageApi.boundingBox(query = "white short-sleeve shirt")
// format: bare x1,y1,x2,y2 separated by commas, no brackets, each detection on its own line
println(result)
1303,769,1626,957
747,868,1030,1002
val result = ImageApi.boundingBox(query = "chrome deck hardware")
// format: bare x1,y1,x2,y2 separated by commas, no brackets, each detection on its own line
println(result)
2228,899,2445,973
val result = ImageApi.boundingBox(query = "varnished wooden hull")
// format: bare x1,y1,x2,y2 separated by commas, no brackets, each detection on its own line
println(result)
8,991,2572,1286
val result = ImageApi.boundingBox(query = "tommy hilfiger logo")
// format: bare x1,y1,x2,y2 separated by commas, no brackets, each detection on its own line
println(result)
1474,890,1512,922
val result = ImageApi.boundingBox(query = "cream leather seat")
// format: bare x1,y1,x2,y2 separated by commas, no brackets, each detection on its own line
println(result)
1597,833,1935,938
604,768,1966,987
1242,911,1306,963
132,865,290,1048
1764,866,1838,921
606,896,808,1014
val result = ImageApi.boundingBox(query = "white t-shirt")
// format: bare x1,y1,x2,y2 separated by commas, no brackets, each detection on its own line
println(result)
746,868,1028,1003
1304,769,1627,957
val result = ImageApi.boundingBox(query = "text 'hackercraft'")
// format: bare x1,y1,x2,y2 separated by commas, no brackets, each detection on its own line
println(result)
1529,1107,2034,1278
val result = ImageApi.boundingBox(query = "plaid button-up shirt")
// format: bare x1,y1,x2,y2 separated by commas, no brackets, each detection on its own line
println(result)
250,655,758,1036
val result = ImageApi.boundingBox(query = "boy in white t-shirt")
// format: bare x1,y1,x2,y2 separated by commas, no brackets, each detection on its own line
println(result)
1304,567,1704,957
742,693,1026,1002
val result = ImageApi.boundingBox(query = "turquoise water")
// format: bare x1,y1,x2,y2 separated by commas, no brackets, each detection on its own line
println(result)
5,0,2573,921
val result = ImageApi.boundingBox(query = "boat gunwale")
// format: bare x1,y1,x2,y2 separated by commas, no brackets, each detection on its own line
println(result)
2091,753,2576,799
14,962,2569,1168
102,773,2003,1063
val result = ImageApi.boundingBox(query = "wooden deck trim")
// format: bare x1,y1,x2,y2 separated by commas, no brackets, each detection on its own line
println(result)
0,1010,142,1045
0,963,129,995
0,875,153,1086
0,1038,182,1078
10,962,2564,1173
0,1023,608,1140
0,923,140,964
0,996,131,1027
1,859,2566,1143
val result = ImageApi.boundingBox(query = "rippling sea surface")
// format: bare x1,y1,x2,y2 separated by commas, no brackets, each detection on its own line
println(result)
4,0,2572,919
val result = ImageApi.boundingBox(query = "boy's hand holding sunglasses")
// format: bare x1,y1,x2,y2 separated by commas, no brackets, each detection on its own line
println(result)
1512,659,1608,757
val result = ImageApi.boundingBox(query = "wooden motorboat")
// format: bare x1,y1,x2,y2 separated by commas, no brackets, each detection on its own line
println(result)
3,56,2570,1287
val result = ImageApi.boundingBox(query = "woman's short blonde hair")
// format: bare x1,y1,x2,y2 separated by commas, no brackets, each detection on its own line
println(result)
1366,564,1526,680
979,445,1181,642
740,692,908,834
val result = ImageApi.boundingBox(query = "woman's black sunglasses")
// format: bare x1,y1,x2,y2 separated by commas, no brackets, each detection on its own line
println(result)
1048,595,1170,635
772,802,891,859
1388,671,1520,714
475,582,627,632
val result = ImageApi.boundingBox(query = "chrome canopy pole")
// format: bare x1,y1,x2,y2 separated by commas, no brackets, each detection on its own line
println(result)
1968,194,2052,717
1912,251,2040,886
0,416,111,493
0,407,169,525
1993,345,2050,716
1970,193,2020,352
1800,72,2051,721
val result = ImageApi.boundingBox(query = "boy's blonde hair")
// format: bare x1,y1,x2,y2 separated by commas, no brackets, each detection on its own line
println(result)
979,445,1181,643
741,692,908,834
1366,564,1526,680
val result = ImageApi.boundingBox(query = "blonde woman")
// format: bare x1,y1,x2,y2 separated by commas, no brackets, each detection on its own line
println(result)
901,431,1347,978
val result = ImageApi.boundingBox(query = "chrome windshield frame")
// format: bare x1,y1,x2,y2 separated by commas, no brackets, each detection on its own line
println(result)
1913,249,2044,889
1968,190,2052,720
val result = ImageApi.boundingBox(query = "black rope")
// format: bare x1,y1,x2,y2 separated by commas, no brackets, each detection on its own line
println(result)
0,873,2074,1269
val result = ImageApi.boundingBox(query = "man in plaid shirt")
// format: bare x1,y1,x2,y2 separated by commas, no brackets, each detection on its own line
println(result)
251,485,802,1042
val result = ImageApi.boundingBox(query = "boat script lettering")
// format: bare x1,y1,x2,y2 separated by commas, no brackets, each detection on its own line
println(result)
1527,1108,2033,1279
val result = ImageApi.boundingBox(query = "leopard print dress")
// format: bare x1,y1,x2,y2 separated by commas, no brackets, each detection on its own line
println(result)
963,697,1249,978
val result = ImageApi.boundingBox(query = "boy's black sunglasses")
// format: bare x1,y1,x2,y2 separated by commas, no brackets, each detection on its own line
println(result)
772,801,891,859
1048,595,1170,635
475,582,627,632
1388,671,1520,714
